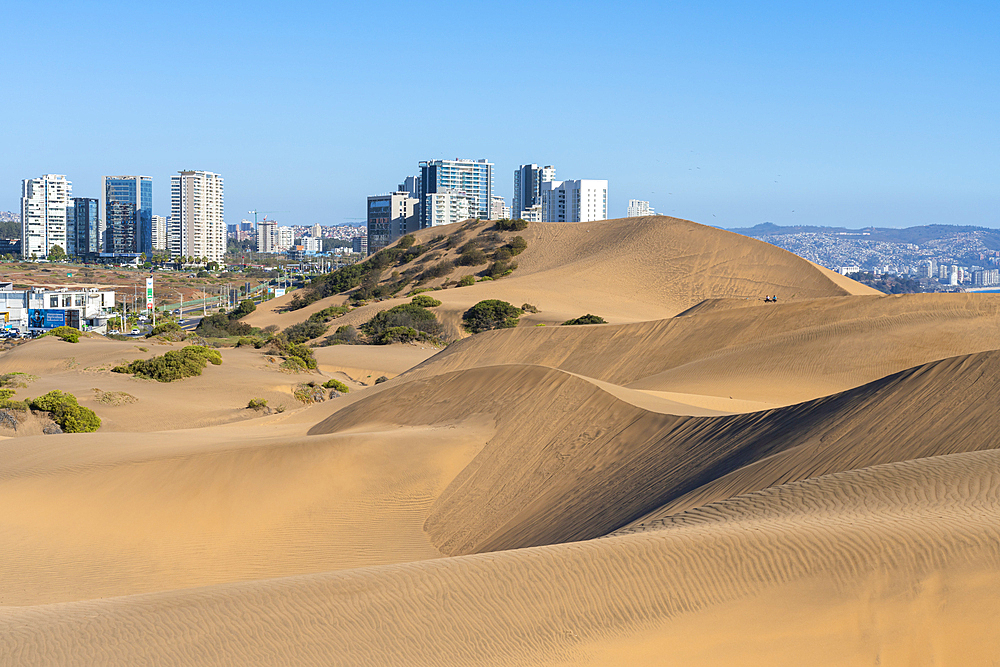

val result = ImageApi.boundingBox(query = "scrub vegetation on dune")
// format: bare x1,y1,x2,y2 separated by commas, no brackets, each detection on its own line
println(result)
27,390,101,432
285,220,530,311
112,345,222,382
462,300,522,333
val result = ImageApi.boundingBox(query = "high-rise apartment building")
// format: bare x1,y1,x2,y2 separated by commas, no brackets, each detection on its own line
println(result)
398,176,420,200
626,199,655,217
309,223,322,238
151,215,168,251
103,176,153,257
424,190,472,227
418,159,493,226
71,198,101,257
513,164,555,220
21,174,71,259
541,180,609,223
256,220,277,253
367,191,419,254
170,170,225,262
277,226,295,252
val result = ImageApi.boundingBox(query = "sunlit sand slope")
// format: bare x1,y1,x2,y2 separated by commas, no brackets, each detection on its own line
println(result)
313,350,1000,555
404,292,1000,404
0,419,490,606
4,449,998,666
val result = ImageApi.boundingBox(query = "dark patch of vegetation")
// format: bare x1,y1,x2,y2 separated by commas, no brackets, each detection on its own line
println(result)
361,303,441,344
374,375,388,384
521,303,539,313
419,260,455,282
493,219,529,232
457,275,475,287
562,314,607,325
308,305,350,323
323,324,360,345
484,259,518,279
44,326,80,343
463,300,522,333
283,319,327,344
112,345,222,382
457,244,489,266
28,390,101,432
195,300,259,337
293,381,326,404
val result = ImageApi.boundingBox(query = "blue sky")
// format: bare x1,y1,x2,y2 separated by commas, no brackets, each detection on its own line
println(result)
1,0,996,228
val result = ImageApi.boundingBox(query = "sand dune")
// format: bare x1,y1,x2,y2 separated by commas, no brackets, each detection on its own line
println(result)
3,214,998,664
4,449,998,666
403,292,1000,404
244,216,876,337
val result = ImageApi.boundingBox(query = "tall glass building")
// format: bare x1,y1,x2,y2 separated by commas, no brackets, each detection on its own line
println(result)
103,176,152,257
71,198,100,257
418,159,493,227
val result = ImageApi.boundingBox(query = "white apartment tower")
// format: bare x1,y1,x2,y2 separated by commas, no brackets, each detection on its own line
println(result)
170,170,225,262
627,199,655,217
541,179,609,223
21,174,71,259
490,195,510,221
256,220,278,253
151,215,168,251
277,226,294,252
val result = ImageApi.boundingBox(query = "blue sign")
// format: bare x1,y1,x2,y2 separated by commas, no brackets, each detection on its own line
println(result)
28,309,66,329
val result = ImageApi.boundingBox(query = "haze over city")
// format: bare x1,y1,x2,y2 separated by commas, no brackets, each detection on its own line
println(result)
2,0,996,228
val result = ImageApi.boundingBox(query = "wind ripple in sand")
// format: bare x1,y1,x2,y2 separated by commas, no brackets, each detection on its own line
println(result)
3,450,999,666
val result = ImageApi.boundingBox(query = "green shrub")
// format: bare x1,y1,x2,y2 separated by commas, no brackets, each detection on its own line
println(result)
493,219,528,231
484,260,518,279
457,275,475,287
112,345,222,382
325,324,359,345
0,388,14,400
307,305,350,322
322,378,349,393
147,321,182,337
420,260,455,281
521,303,539,313
283,319,327,344
509,236,528,255
247,397,268,410
562,314,607,325
230,299,257,320
44,326,80,343
0,399,29,412
411,295,441,308
462,300,522,333
457,246,488,266
361,303,441,343
398,234,416,249
280,356,309,372
27,390,101,433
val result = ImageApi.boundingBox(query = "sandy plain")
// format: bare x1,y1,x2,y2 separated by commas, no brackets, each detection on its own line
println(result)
1,216,997,666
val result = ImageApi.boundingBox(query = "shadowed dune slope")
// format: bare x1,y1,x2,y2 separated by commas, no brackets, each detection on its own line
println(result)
403,292,1000,405
4,449,999,666
243,216,876,335
312,350,1000,556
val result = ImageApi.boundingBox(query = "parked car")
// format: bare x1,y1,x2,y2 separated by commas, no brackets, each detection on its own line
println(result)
131,328,141,335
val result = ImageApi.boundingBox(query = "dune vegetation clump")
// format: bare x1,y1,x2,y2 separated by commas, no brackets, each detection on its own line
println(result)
293,381,326,404
323,324,360,346
283,319,327,344
246,398,268,411
360,303,442,345
493,218,529,232
562,314,607,325
112,345,222,382
457,275,475,287
463,300,522,333
44,326,80,343
0,388,28,412
410,295,441,308
322,378,349,393
27,390,101,433
146,321,183,339
92,389,138,406
195,300,258,337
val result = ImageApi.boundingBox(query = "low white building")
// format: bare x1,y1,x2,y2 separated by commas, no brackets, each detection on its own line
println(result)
0,283,116,333
490,195,510,221
626,199,655,217
425,189,472,227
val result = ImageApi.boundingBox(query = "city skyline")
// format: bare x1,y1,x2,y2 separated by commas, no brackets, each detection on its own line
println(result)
0,2,996,229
